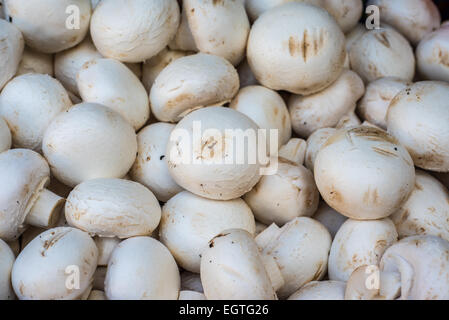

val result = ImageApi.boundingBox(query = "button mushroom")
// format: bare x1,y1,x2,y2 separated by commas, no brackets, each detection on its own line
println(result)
0,20,24,90
288,280,346,300
417,26,449,82
16,46,54,77
0,239,15,300
304,127,336,172
323,0,363,33
0,117,11,153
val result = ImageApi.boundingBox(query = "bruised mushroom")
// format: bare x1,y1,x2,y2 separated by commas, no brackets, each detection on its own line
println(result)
0,20,24,90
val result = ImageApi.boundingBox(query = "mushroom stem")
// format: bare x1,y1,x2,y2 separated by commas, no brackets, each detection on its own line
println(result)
25,189,64,228
278,139,307,165
260,253,284,292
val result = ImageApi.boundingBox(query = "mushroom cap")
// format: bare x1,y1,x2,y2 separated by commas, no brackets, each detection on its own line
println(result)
323,0,363,33
0,149,50,241
314,126,415,220
349,27,415,83
417,27,449,83
105,236,180,300
90,0,180,63
11,227,98,300
200,229,277,300
159,191,256,273
304,127,336,172
16,46,54,77
367,0,441,45
94,236,120,267
166,106,261,200
244,161,319,226
150,53,239,123
328,218,398,282
288,280,346,300
313,201,348,239
0,74,72,151
66,178,161,239
230,85,292,149
77,58,150,130
0,239,15,300
387,81,449,172
0,117,12,153
183,0,250,66
357,77,411,130
0,20,24,90
130,122,183,202
247,2,346,95
380,235,449,300
42,103,137,187
4,0,91,53
390,170,449,242
245,0,325,22
181,271,203,293
289,69,365,138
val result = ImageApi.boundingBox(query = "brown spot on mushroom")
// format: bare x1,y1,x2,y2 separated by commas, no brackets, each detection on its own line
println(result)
302,30,309,62
166,93,194,109
329,189,342,204
438,49,449,68
415,183,423,191
350,126,398,144
41,229,72,257
288,36,300,57
212,0,224,6
371,146,398,158
374,32,390,48
311,262,324,281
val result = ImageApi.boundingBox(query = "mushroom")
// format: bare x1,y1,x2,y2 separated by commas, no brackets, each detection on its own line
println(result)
130,123,183,202
328,218,398,282
200,229,278,300
181,271,203,293
65,178,161,239
366,0,441,45
323,0,363,33
87,290,106,300
237,59,258,88
159,190,256,273
313,201,347,239
387,81,449,172
349,27,415,83
278,138,308,166
335,111,362,129
0,117,11,153
289,69,365,138
416,26,449,82
16,46,53,76
150,53,239,123
90,0,180,63
0,20,24,90
390,170,449,242
230,85,292,150
4,0,91,53
0,239,15,300
179,290,206,300
0,73,72,151
256,217,332,298
314,126,415,220
244,0,325,22
94,237,120,267
105,236,180,300
42,102,137,187
247,2,346,95
288,280,346,300
76,58,150,130
304,127,336,172
11,227,98,300
0,149,65,241
357,77,411,130
182,0,250,66
166,106,261,200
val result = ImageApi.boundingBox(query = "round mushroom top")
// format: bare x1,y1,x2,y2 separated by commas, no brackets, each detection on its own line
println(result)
90,0,180,63
0,19,24,90
0,149,50,241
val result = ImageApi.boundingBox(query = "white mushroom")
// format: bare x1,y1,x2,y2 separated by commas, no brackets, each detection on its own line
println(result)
159,191,255,273
289,69,365,138
42,103,137,187
313,201,348,239
90,0,180,63
65,178,161,239
77,58,150,130
0,74,72,151
16,47,53,76
323,0,363,33
247,2,346,95
244,0,325,22
130,123,183,202
166,106,261,200
0,20,24,90
387,81,449,172
94,237,120,267
105,236,180,300
314,126,415,220
178,290,206,300
4,0,91,53
0,239,15,300
417,26,449,83
181,271,203,293
288,280,346,300
11,227,98,300
357,77,411,130
328,218,398,282
304,127,336,172
278,138,307,166
0,117,11,153
150,53,239,123
0,149,65,241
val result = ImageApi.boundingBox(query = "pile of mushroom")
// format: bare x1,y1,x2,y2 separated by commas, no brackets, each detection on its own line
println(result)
0,0,449,301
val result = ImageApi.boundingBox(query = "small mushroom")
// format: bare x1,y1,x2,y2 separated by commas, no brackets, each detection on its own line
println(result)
0,149,65,241
90,0,180,63
11,227,98,300
94,237,120,267
0,73,72,151
77,58,150,130
289,69,365,138
0,20,24,90
0,117,11,153
288,280,346,300
159,190,255,273
65,178,161,239
244,0,325,22
4,0,91,53
150,53,239,123
304,127,336,172
313,201,347,239
105,236,180,300
247,2,346,95
179,290,206,300
323,0,363,33
42,103,137,187
16,46,53,76
0,239,15,300
328,218,398,282
314,126,415,220
387,81,449,172
181,271,203,293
